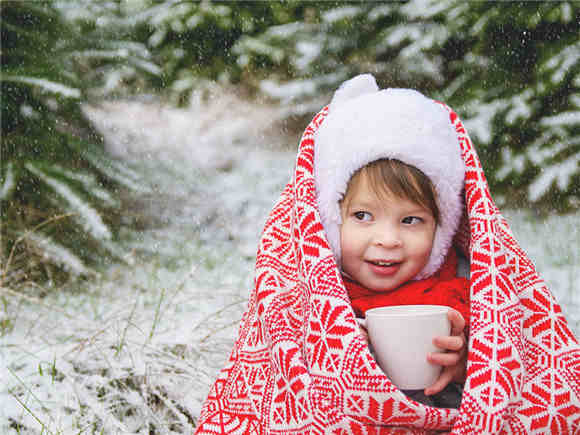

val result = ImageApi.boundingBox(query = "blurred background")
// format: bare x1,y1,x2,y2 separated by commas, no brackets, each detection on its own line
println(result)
2,1,579,285
1,1,579,433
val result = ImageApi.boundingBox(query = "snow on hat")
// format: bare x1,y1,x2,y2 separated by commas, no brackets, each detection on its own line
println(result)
314,74,465,279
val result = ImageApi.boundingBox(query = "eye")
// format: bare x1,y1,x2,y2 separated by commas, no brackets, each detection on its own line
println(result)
353,211,372,221
402,216,423,225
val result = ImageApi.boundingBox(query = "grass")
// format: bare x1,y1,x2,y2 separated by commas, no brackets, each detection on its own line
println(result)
1,243,248,434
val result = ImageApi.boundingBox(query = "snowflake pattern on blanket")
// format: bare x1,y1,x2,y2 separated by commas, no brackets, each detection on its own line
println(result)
195,103,580,434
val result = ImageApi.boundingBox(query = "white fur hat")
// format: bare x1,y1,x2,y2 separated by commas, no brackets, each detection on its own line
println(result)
314,74,465,279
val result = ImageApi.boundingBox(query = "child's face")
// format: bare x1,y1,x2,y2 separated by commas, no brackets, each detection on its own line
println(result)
339,174,436,292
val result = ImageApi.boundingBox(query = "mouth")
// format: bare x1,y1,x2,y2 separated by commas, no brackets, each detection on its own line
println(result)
365,259,401,277
367,260,400,267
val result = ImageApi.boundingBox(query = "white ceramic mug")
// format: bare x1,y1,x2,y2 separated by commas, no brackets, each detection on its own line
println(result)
358,305,451,390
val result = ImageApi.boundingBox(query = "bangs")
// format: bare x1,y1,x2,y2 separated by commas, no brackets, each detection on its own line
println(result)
346,159,440,223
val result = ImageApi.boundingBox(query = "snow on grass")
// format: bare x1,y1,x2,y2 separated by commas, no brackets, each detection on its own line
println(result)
1,93,578,434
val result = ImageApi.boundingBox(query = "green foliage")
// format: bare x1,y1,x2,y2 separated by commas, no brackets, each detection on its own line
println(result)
45,1,580,211
436,2,579,210
229,3,447,99
128,1,312,103
197,1,578,210
54,0,161,97
53,1,301,102
1,2,144,287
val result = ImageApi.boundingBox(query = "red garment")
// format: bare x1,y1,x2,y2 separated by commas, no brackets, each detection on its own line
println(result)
345,249,471,327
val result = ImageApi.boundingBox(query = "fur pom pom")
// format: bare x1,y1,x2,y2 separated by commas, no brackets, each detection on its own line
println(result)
329,74,379,113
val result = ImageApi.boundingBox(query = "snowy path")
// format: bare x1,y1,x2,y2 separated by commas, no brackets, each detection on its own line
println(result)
1,92,579,434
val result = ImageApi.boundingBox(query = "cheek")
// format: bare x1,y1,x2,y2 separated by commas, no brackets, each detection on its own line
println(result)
422,231,436,257
339,223,360,257
339,225,351,255
411,230,436,258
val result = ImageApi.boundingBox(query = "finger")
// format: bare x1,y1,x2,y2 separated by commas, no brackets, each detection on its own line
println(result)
433,335,465,352
356,318,367,331
358,327,369,343
425,368,453,396
428,351,461,367
447,309,465,336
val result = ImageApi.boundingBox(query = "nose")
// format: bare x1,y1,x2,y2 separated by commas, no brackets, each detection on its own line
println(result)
372,223,402,248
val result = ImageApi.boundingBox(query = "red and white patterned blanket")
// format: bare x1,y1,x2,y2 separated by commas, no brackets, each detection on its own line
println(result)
195,104,580,434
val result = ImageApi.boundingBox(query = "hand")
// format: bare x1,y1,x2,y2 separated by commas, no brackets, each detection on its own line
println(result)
424,308,467,396
357,318,369,343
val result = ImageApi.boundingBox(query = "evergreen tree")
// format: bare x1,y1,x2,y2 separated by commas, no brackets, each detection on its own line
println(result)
228,1,580,210
231,3,445,100
54,0,161,98
105,0,317,103
53,1,578,210
1,2,144,287
436,1,579,210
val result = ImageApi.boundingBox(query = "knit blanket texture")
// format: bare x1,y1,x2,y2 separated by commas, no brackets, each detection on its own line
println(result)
195,105,580,434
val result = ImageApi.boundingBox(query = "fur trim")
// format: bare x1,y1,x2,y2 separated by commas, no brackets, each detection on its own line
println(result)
315,74,465,279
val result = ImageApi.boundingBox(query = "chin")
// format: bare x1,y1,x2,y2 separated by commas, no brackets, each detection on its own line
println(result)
364,280,400,293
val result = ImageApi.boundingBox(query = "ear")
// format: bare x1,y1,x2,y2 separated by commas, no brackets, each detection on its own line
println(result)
329,74,379,112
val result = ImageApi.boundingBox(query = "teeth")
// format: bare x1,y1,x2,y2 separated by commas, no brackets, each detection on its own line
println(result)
374,261,394,266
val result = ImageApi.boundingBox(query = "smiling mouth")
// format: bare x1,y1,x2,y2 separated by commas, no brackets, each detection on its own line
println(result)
368,260,400,267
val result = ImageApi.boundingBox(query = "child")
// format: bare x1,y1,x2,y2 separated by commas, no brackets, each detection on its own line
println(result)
314,80,470,408
339,160,468,407
195,75,580,434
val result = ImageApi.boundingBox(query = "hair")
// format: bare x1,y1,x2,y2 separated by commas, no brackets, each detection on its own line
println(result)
341,159,440,223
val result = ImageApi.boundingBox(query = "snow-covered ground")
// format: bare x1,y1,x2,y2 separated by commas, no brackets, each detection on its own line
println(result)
1,91,579,434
